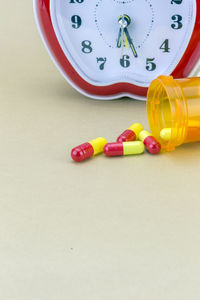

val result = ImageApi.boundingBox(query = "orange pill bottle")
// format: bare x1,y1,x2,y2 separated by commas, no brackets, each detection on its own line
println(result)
147,75,200,152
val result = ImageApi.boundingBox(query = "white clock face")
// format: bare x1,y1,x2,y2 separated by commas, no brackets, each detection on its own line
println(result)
50,0,196,87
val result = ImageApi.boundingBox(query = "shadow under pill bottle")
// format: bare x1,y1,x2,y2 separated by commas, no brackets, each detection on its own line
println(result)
147,75,200,152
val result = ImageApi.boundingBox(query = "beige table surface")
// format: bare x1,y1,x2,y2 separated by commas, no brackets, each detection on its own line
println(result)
1,2,200,299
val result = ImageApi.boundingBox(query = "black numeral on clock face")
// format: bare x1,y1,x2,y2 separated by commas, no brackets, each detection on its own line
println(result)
171,0,183,4
71,15,82,29
81,40,93,54
160,39,170,53
69,0,84,3
120,55,130,68
171,15,183,29
146,58,156,71
97,58,107,70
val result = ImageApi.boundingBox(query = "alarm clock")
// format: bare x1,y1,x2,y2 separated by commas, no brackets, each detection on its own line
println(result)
33,0,200,100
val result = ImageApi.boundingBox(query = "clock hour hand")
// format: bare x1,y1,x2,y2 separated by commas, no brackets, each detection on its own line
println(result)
117,28,129,49
117,28,122,48
124,27,138,58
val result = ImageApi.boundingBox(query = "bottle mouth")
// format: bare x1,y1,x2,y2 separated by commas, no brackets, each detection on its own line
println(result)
147,76,188,151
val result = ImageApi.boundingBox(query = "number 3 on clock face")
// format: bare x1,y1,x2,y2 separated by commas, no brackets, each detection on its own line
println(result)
34,0,200,100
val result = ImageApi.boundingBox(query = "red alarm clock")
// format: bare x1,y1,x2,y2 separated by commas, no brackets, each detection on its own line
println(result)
34,0,200,100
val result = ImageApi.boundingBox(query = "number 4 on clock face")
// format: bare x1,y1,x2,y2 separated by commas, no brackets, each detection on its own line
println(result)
34,0,200,100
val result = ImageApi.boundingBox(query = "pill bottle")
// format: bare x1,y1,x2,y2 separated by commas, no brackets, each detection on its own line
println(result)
147,75,200,152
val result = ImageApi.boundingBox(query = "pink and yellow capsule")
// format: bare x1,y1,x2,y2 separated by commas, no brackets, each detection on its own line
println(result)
71,137,107,162
117,123,143,142
139,130,161,154
104,141,144,157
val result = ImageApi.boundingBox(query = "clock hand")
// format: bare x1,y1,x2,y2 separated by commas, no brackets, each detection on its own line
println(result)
117,15,126,57
117,28,122,48
117,14,130,56
117,30,129,58
124,27,138,58
117,14,136,58
121,15,125,57
124,31,129,49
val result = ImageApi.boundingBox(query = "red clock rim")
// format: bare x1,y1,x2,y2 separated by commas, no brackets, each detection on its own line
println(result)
36,0,200,98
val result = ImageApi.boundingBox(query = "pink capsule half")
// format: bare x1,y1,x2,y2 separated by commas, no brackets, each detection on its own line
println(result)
117,123,143,142
104,142,145,157
139,130,161,154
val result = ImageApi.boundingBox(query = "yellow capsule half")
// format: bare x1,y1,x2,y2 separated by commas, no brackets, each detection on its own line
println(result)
128,123,144,139
139,130,152,142
160,128,172,141
89,137,107,155
123,141,145,155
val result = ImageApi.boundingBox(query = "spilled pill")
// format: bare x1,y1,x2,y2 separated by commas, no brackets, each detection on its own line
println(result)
104,141,144,157
139,130,161,154
71,137,107,162
117,123,143,142
160,128,172,141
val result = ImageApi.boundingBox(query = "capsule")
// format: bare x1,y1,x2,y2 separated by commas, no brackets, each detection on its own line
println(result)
160,127,189,142
117,123,143,142
139,130,161,154
104,141,144,157
160,128,172,141
71,137,107,162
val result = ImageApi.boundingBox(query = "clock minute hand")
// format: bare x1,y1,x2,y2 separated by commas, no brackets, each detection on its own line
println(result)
124,27,138,58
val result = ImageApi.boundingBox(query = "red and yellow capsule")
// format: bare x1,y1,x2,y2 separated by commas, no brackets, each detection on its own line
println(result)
139,130,161,154
104,141,144,157
117,123,143,142
71,137,107,162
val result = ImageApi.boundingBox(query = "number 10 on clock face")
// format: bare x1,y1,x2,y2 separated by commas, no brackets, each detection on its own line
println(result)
34,0,200,100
